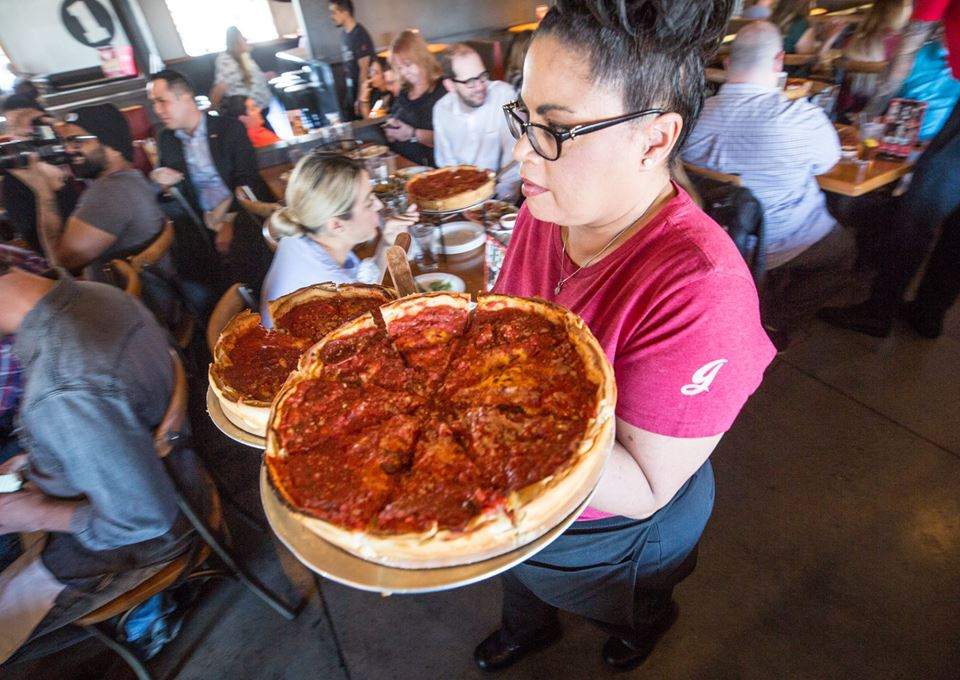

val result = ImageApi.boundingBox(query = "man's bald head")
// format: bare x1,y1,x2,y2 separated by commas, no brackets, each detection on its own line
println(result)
727,21,784,83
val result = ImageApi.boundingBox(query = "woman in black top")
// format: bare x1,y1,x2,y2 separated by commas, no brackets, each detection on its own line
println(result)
383,30,446,167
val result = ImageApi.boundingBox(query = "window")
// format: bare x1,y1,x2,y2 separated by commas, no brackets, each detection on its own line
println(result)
164,0,279,56
0,44,15,93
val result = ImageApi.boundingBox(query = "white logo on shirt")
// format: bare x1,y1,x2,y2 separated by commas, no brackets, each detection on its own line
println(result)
681,359,728,396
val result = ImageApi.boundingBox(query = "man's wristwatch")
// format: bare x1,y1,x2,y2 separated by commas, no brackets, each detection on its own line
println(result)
409,130,418,143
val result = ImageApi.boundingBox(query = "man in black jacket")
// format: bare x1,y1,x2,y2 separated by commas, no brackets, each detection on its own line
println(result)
146,69,274,308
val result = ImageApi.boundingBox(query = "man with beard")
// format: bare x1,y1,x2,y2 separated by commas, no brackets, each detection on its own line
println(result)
433,44,520,201
9,104,167,282
329,0,374,117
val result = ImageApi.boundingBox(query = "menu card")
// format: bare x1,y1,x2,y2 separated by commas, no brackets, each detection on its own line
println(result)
878,99,926,159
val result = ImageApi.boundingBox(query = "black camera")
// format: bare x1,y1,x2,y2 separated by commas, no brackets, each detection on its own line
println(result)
0,124,76,172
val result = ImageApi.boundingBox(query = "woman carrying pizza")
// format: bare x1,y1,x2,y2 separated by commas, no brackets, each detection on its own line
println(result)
475,0,776,672
259,155,416,325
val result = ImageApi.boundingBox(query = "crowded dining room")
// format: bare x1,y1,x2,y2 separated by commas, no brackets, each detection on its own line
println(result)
1,0,958,677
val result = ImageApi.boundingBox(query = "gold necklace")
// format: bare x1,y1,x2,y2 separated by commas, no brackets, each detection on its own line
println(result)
555,222,633,295
555,185,674,295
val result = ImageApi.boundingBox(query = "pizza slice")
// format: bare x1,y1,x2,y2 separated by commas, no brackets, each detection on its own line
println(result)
268,413,420,529
270,283,394,341
375,416,505,534
380,292,471,391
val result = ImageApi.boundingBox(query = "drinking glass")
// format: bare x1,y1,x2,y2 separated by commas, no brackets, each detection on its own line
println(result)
410,223,439,272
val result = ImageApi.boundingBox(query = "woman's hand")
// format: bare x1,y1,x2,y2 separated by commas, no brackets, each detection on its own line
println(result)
383,203,419,244
384,118,415,143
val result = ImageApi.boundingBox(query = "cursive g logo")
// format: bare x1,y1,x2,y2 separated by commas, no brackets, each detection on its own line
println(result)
681,359,728,396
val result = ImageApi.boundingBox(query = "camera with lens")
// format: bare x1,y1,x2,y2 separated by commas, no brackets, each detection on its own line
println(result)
0,124,76,172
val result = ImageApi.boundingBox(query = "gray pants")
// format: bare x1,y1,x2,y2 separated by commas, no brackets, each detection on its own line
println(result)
763,224,857,333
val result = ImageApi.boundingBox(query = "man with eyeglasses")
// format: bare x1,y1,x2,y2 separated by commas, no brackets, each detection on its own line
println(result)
8,104,168,282
433,44,520,201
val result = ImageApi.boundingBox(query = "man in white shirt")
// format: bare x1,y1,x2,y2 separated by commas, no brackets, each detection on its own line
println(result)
433,44,520,201
682,21,854,345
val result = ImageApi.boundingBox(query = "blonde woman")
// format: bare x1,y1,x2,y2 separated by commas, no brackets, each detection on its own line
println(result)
383,30,446,166
259,154,416,324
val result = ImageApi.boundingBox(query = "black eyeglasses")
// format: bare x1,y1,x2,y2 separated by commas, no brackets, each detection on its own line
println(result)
451,71,490,88
502,100,665,161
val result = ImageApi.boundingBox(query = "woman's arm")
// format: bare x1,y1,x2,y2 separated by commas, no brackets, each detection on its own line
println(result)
588,417,721,520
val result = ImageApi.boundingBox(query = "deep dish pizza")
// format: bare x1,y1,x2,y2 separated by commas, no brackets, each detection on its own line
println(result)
405,165,495,212
265,293,616,568
209,283,395,436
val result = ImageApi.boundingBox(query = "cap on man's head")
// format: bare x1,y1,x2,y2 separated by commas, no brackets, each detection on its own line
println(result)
66,103,134,163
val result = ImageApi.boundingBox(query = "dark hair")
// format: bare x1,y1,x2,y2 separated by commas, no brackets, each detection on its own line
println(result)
537,0,733,156
373,55,392,73
330,0,354,16
148,69,196,96
219,94,248,119
0,261,10,277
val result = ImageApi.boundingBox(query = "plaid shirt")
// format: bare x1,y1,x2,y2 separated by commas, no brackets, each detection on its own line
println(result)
1,244,49,417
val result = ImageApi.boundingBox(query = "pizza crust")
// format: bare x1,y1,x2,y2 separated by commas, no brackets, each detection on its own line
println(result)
379,291,472,328
268,282,395,329
209,310,273,436
211,284,395,438
265,293,617,569
405,165,495,213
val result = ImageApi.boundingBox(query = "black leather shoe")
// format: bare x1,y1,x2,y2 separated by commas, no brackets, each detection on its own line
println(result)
902,301,943,339
602,602,679,671
473,625,562,672
818,302,892,338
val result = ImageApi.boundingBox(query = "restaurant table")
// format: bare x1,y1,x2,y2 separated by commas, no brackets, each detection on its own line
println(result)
259,157,489,293
817,158,913,197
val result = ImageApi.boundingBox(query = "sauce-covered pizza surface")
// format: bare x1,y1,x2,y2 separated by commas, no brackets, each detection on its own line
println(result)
265,294,616,566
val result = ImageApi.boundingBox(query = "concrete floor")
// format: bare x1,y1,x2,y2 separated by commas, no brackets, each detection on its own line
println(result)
7,307,960,680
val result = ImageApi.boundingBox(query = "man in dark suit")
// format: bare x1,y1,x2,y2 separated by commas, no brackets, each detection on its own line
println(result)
146,69,274,310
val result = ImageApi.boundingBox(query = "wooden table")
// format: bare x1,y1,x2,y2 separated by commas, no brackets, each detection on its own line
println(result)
817,158,912,197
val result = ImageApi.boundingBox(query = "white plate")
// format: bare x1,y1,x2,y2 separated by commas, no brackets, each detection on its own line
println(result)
437,222,485,254
206,385,266,449
396,165,432,179
260,465,596,594
415,272,466,293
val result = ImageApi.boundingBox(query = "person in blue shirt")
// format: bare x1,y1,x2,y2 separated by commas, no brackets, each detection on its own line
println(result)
260,154,415,324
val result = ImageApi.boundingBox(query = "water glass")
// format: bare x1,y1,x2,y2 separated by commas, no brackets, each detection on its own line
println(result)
410,223,439,272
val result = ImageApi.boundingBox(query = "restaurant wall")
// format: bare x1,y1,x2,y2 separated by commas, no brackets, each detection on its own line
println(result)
296,0,542,61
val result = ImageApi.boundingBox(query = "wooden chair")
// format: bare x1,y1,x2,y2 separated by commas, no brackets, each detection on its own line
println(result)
784,53,817,67
106,259,142,299
59,351,298,680
682,162,743,187
207,284,257,353
127,221,196,349
129,220,175,270
842,58,888,75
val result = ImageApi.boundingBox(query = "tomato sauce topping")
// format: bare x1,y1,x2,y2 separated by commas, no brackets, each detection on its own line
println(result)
221,327,310,402
408,168,491,201
274,295,385,340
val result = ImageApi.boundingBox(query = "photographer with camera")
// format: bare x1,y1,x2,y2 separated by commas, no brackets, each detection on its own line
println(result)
1,95,79,253
8,104,168,281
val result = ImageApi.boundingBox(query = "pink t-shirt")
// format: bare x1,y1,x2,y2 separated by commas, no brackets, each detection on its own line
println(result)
494,185,776,520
